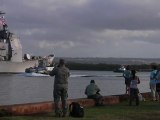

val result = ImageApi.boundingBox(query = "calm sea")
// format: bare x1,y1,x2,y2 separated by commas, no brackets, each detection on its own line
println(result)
0,70,150,105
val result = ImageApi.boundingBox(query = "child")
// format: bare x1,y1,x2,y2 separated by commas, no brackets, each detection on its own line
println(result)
129,70,140,106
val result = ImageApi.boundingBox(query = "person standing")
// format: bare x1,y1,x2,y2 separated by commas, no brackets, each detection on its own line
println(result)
150,65,159,101
50,59,70,117
155,66,160,100
129,70,140,106
85,80,104,106
123,65,132,94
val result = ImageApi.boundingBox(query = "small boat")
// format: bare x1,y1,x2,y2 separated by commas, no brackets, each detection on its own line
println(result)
25,54,54,75
0,11,38,73
113,65,126,73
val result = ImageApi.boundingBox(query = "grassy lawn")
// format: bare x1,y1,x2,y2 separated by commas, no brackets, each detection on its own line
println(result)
0,101,160,120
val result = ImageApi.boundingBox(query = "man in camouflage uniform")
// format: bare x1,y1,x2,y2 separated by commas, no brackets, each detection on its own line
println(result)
50,59,70,117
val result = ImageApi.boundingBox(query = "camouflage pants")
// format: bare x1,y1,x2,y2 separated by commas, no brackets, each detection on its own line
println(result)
54,87,68,115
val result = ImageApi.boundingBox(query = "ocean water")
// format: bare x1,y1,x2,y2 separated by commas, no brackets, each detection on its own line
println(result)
0,70,150,105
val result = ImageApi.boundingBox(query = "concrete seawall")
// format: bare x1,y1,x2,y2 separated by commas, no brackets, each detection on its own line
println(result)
0,92,151,115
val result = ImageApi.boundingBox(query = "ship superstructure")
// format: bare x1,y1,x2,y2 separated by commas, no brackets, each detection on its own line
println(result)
0,11,38,73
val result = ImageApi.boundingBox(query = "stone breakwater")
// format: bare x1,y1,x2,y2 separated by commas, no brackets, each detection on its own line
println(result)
0,92,151,115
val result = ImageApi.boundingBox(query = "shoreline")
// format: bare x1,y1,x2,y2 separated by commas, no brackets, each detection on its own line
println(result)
0,92,151,116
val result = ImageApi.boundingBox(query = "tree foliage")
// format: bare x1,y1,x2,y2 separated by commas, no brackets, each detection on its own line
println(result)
65,62,160,71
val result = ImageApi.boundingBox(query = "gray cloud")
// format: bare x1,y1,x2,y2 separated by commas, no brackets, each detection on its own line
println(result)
1,0,160,57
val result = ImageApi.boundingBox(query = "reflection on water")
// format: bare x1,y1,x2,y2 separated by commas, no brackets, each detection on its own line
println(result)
0,71,150,105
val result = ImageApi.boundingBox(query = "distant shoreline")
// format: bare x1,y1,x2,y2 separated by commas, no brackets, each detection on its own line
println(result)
64,62,154,72
55,57,160,65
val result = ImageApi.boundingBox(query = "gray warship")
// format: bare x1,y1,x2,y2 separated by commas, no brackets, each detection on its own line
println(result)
0,11,38,73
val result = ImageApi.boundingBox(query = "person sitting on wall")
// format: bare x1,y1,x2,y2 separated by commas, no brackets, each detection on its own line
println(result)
85,80,104,106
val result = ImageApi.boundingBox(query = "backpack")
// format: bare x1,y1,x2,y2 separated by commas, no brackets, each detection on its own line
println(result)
69,102,84,117
138,93,145,101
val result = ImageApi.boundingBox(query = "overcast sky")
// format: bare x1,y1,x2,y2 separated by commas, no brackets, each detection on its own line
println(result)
1,0,160,58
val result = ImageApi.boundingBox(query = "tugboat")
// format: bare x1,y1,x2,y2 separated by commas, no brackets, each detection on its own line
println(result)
0,11,38,73
25,54,54,76
113,65,126,73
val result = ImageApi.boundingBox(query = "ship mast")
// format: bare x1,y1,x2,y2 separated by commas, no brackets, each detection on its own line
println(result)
0,11,12,61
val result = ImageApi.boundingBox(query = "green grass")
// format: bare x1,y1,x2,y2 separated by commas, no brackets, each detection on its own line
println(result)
1,101,160,120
